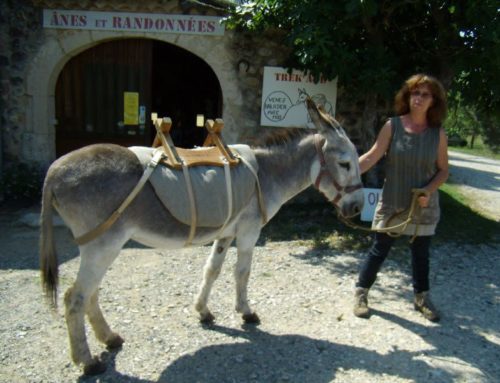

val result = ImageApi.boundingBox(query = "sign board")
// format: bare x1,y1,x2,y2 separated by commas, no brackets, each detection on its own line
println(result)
124,92,139,125
260,66,337,128
43,9,224,36
361,188,382,222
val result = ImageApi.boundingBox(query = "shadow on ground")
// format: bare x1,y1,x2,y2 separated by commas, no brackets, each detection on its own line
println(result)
78,324,456,383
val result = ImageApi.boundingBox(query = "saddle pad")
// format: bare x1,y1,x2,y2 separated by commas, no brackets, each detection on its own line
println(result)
129,145,258,228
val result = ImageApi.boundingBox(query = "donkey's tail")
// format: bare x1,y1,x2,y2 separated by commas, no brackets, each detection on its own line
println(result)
39,174,59,307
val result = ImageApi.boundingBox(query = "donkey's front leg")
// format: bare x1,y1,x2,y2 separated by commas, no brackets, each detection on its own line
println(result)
235,243,260,324
87,291,124,350
195,237,234,323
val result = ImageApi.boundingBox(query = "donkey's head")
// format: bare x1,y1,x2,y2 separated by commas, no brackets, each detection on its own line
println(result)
306,98,364,218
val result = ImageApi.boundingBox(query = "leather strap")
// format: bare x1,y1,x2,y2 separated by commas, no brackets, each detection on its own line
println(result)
181,159,197,246
238,154,268,224
75,150,164,246
313,134,362,206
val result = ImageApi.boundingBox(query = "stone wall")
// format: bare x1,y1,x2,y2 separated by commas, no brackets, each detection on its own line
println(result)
0,1,45,166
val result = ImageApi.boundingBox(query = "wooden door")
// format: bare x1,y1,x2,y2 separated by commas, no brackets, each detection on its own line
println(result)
55,39,152,156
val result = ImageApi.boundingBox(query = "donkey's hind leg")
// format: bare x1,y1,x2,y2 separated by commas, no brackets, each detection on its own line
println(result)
195,237,234,323
65,244,121,375
87,291,124,350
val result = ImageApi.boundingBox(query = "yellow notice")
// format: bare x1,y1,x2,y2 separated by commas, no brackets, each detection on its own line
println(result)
124,92,139,125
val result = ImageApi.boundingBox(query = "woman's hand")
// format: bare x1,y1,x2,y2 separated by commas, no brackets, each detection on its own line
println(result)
417,193,430,208
413,188,430,208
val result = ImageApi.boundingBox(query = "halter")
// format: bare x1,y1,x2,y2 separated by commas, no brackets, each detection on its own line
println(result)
313,134,363,206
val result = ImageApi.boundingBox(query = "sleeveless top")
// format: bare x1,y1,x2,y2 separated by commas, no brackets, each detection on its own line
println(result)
372,116,441,236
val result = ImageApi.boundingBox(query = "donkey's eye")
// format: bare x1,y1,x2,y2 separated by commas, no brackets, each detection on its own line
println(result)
339,162,351,171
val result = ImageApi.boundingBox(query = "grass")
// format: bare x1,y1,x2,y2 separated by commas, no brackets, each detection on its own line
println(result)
437,183,500,244
260,201,372,251
261,183,499,252
449,135,500,160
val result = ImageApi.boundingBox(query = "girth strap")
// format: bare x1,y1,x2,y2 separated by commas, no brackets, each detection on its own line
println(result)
181,159,197,246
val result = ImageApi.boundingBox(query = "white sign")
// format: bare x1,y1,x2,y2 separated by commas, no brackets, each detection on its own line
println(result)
260,66,337,128
43,9,224,36
361,188,382,222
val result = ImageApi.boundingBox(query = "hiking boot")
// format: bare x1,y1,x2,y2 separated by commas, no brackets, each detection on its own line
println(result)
353,287,370,318
414,291,440,322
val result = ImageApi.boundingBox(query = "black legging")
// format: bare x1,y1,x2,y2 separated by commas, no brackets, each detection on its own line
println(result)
356,232,431,293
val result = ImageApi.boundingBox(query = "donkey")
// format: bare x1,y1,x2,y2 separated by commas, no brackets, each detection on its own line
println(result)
40,99,363,375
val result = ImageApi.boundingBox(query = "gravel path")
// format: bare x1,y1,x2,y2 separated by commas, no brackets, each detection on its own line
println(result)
0,151,499,383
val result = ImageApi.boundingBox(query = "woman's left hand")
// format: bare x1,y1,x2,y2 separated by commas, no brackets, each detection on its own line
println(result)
418,194,430,208
413,188,430,208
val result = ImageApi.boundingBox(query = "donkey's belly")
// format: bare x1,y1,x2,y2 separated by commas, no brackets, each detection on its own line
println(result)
130,219,237,249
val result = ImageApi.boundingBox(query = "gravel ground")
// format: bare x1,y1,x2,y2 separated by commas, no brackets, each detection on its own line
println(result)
0,151,499,383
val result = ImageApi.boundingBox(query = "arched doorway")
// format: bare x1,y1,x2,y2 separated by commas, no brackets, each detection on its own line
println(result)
55,38,222,156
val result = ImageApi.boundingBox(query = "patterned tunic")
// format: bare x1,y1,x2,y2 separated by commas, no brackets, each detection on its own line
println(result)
372,116,441,236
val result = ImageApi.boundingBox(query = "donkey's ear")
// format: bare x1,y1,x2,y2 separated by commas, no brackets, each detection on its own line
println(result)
306,97,343,134
306,97,333,132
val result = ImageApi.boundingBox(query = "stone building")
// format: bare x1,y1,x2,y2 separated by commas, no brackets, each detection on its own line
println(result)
1,0,377,200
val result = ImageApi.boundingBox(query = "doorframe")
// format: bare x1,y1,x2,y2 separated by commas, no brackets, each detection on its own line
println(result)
24,31,241,167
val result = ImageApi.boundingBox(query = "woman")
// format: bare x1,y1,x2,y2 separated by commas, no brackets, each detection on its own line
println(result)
353,74,449,322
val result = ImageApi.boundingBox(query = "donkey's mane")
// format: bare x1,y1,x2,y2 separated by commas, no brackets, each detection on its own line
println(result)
248,128,315,149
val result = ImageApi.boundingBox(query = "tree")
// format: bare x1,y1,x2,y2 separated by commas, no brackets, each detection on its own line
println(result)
225,0,500,151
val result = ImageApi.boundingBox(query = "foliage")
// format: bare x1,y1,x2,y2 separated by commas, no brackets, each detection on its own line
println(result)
0,162,44,201
445,94,499,153
225,0,500,146
449,136,500,160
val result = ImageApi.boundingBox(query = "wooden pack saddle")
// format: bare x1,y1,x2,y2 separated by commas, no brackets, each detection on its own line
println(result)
151,116,240,168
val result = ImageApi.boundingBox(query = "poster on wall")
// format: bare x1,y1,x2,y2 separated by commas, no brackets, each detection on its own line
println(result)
260,66,337,128
124,92,139,125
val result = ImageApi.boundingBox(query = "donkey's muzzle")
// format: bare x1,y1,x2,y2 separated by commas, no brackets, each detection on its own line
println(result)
340,199,363,219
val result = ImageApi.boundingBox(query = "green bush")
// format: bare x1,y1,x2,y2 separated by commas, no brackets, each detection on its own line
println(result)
0,162,45,201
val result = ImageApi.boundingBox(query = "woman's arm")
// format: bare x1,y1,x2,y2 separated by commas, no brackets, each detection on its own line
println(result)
418,128,449,207
359,119,393,174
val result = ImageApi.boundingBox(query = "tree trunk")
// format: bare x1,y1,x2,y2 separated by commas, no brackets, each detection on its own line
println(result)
360,93,382,188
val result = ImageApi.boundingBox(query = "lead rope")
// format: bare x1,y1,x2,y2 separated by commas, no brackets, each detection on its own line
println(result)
338,188,426,243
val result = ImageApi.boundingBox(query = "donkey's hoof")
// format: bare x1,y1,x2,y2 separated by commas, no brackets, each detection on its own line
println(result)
83,357,107,376
106,334,125,350
242,312,260,324
200,312,215,324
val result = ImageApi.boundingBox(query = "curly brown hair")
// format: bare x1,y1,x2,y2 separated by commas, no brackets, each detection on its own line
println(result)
394,74,448,127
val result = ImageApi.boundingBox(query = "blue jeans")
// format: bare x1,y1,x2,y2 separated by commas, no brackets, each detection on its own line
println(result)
356,232,432,293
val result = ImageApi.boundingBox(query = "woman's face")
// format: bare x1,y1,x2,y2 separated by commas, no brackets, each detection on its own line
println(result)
409,84,433,113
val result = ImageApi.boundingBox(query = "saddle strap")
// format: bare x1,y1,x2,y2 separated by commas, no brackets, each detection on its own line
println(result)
213,158,233,240
239,155,268,225
183,154,267,247
74,150,164,246
181,160,198,246
182,158,234,247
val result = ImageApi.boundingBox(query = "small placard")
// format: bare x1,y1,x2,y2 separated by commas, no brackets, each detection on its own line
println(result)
361,188,382,222
124,92,139,125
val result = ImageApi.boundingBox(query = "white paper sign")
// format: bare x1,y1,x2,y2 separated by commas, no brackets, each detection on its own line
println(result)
260,67,337,128
361,188,382,222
